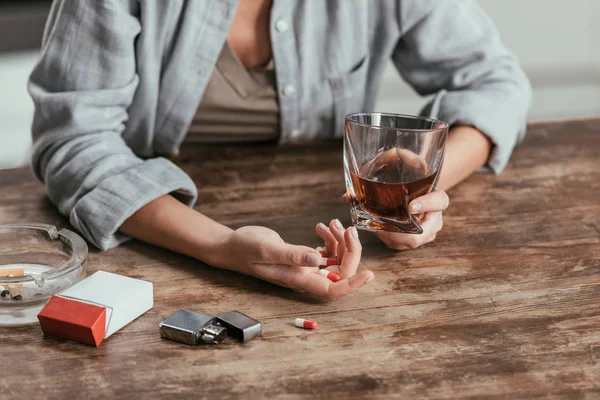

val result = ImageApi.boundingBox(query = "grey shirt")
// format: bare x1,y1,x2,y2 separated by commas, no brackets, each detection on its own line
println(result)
28,0,532,250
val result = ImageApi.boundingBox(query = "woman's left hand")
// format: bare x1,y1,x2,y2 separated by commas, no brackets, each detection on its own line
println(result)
343,190,449,250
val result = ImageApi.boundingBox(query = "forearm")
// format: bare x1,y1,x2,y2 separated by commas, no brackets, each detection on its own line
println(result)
437,126,493,191
119,195,232,267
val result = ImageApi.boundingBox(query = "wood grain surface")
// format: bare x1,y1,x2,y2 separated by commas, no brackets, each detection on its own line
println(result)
1,119,599,399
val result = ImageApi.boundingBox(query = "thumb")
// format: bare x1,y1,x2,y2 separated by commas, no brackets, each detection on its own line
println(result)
265,243,324,267
408,190,449,214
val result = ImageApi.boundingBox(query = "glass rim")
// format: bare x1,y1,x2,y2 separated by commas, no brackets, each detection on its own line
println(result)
0,223,88,285
345,112,449,133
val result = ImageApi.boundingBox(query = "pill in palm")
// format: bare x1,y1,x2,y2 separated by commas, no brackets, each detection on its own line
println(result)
320,257,340,267
316,246,327,257
318,269,341,282
295,318,317,330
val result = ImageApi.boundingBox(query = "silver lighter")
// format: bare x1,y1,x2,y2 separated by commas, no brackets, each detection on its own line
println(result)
159,310,227,345
215,310,262,343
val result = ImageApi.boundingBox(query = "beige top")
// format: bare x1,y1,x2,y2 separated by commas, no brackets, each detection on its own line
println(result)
185,42,280,143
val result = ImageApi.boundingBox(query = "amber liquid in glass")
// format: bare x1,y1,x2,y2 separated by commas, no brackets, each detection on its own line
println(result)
350,153,435,222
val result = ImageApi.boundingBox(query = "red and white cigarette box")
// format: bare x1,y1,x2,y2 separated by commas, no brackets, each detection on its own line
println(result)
37,271,153,346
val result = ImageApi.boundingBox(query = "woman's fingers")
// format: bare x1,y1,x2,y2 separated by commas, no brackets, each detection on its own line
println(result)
256,220,354,268
376,211,443,250
341,193,350,204
365,148,427,174
338,226,362,279
264,242,326,267
396,148,428,173
329,219,347,260
408,191,449,214
316,222,338,257
256,225,369,299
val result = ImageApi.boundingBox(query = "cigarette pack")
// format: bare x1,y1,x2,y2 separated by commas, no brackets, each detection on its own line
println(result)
37,271,153,346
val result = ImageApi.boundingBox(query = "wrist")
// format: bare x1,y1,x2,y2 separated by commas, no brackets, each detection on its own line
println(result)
196,228,234,270
180,209,232,267
438,125,492,191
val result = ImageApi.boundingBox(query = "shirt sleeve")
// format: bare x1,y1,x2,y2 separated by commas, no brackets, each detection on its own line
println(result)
28,0,197,250
392,0,532,174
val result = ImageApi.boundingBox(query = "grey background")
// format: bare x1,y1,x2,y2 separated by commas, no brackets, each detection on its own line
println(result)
1,0,599,169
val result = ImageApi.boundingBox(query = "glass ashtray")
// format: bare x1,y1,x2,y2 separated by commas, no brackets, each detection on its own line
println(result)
0,223,88,326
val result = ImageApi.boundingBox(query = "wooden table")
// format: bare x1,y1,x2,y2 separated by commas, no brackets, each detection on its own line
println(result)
1,119,599,399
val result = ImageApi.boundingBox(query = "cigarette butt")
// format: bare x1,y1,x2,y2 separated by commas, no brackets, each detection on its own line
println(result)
2,273,23,300
4,275,22,287
0,268,24,278
9,286,22,301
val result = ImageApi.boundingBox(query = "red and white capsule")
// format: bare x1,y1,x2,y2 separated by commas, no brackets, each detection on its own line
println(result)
295,318,317,330
319,257,340,267
318,269,341,282
316,246,327,257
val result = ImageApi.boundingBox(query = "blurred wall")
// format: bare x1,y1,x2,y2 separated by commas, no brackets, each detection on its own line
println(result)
0,51,38,171
377,0,600,120
1,0,599,169
0,1,49,170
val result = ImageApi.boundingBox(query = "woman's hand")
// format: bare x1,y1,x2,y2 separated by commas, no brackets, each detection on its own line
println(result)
218,221,374,300
121,196,373,300
376,190,449,250
343,190,449,250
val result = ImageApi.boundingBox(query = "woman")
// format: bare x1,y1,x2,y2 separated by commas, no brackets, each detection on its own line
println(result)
29,0,531,299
